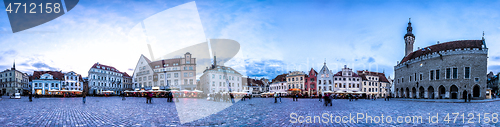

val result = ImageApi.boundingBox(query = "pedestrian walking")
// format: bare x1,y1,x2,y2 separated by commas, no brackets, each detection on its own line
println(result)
274,92,278,103
319,94,322,102
28,92,32,102
148,92,153,104
295,94,299,101
122,92,126,101
82,92,86,104
279,93,282,103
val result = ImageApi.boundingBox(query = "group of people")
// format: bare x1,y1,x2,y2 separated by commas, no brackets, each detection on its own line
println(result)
209,93,234,103
274,93,282,103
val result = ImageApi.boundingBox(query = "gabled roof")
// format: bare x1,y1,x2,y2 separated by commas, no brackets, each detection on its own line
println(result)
356,70,390,83
318,63,330,74
31,71,64,80
272,74,288,83
308,68,318,76
91,63,122,73
247,78,265,87
400,40,483,64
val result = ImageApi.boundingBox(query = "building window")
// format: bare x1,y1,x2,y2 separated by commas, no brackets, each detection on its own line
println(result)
446,68,451,79
430,70,434,80
453,68,458,79
174,73,179,78
465,67,470,79
436,70,440,80
419,74,422,80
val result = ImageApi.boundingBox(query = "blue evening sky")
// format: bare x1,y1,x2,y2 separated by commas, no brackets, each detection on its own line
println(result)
0,0,499,80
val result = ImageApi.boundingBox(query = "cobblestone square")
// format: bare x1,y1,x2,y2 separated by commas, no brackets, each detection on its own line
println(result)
1,96,500,126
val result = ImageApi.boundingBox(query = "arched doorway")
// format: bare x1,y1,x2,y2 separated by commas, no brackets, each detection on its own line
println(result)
428,86,434,99
450,85,458,99
396,88,399,98
412,87,417,98
405,88,410,98
462,90,468,99
473,85,480,97
400,88,404,98
439,85,446,99
419,86,425,98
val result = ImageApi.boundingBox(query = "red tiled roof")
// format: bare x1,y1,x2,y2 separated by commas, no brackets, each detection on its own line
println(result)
123,72,131,78
272,74,288,83
91,63,122,73
31,71,64,80
400,40,483,64
333,71,360,77
356,70,390,83
247,78,265,87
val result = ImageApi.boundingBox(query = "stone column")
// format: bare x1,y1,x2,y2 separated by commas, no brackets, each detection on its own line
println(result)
445,92,450,99
424,91,428,99
416,92,420,99
435,92,439,99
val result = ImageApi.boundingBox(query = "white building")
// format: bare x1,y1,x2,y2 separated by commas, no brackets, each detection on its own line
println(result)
88,63,124,95
269,81,288,93
31,71,64,95
199,56,243,94
333,65,362,92
0,62,29,95
357,70,391,97
132,52,196,91
317,62,334,95
62,71,83,91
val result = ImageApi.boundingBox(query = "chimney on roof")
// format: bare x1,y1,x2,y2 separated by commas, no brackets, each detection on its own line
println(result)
437,41,440,44
97,62,100,65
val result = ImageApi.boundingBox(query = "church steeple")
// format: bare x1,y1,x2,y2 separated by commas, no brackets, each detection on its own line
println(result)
404,18,415,57
12,60,15,70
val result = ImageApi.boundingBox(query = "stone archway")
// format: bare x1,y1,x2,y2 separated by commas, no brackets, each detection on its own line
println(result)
450,85,458,99
405,88,410,98
419,86,425,99
396,88,399,98
462,90,468,99
439,85,446,99
412,87,417,98
428,86,434,99
473,85,480,97
400,88,404,98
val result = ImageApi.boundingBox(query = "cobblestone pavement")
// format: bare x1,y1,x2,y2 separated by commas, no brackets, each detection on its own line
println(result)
1,96,500,126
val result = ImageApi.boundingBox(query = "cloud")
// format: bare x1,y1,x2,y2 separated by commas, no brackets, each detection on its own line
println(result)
367,57,376,63
244,59,287,80
31,62,59,71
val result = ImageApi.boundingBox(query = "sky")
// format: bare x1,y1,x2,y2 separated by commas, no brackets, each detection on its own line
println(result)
0,0,499,80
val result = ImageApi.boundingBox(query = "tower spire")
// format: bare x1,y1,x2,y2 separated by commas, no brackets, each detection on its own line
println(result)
324,58,326,65
213,52,217,66
404,18,415,57
13,60,15,70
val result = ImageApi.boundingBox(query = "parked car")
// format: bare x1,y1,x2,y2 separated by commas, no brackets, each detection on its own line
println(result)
10,93,21,99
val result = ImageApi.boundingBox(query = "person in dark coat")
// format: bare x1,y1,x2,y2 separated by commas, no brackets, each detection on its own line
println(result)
319,94,323,102
274,92,277,103
28,92,32,102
